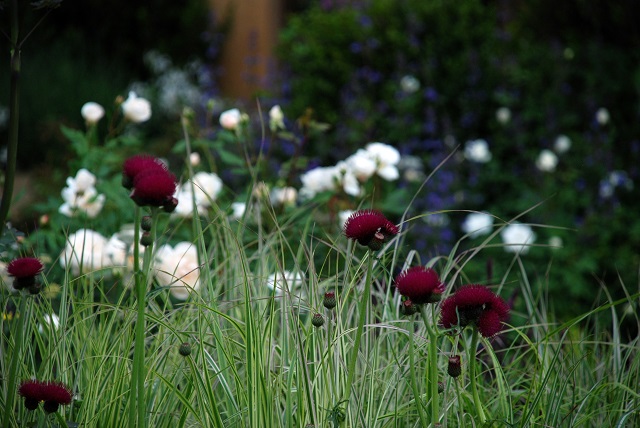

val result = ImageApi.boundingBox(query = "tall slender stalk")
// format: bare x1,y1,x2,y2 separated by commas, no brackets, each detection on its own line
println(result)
408,317,428,427
468,328,487,424
343,252,374,412
2,296,31,428
420,305,440,426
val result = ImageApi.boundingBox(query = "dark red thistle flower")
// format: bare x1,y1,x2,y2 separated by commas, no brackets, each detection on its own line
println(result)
343,209,398,250
394,266,444,304
440,284,510,338
41,381,73,413
7,257,44,290
18,380,45,411
129,168,177,207
122,154,167,189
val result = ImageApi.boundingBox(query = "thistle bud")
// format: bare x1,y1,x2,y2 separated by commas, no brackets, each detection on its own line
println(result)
141,216,153,231
311,313,325,328
163,197,179,213
400,299,417,316
140,232,153,247
179,342,192,357
448,355,462,378
323,292,337,310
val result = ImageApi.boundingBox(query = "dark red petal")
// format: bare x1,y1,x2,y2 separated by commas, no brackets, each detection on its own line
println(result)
395,266,444,304
41,382,72,405
18,380,45,401
452,284,495,308
439,296,459,329
130,169,177,207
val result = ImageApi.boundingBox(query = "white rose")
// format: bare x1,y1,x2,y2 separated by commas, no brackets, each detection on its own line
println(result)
230,202,247,220
81,102,105,124
461,212,494,238
154,242,201,300
270,187,297,206
122,91,152,123
219,108,243,130
345,149,377,181
173,172,224,217
300,166,339,198
365,142,401,181
38,313,60,334
536,149,558,172
400,75,420,94
59,169,105,218
60,229,110,275
596,107,610,125
553,135,571,154
501,223,536,254
464,139,492,163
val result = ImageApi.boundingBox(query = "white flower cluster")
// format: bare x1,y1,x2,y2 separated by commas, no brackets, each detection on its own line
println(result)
460,213,537,254
59,169,105,218
464,139,492,163
59,229,202,300
173,172,224,217
299,142,401,199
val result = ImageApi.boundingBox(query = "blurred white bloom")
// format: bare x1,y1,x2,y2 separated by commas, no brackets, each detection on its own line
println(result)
496,107,511,124
536,149,559,172
230,202,247,219
548,236,563,249
270,187,297,206
60,229,109,275
219,108,243,130
461,212,494,238
104,235,128,268
400,75,420,94
424,212,450,227
338,210,354,229
154,242,201,300
596,107,610,125
501,223,536,254
266,270,304,298
173,172,223,217
398,155,425,182
364,142,401,180
189,152,201,166
81,102,105,124
59,169,105,218
553,135,571,153
122,91,152,123
345,149,376,181
299,166,339,198
335,162,362,196
269,105,285,131
0,261,15,293
464,139,492,163
38,313,60,334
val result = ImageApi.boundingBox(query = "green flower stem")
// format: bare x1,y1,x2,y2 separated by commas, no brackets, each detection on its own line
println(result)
0,0,21,236
420,305,440,426
2,296,30,428
408,317,428,427
468,328,487,424
129,207,157,427
343,252,374,411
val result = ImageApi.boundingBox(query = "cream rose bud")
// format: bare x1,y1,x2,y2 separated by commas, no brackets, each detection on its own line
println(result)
269,105,285,131
501,222,536,254
536,149,558,172
189,152,201,166
81,102,105,124
219,108,243,130
154,243,201,300
554,135,571,153
122,91,152,123
461,212,493,238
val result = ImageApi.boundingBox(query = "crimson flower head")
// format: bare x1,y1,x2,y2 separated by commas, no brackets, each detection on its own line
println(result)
122,154,168,189
18,380,72,413
343,209,398,250
394,266,444,304
440,284,510,337
129,167,177,208
7,257,44,291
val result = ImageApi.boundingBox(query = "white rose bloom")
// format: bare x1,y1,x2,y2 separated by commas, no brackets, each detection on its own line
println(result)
464,139,492,163
103,235,128,268
548,236,563,249
536,149,558,172
365,142,401,181
173,172,223,217
60,229,110,275
59,169,105,218
81,102,105,124
154,242,201,300
189,152,201,166
553,135,571,153
269,105,285,131
122,91,152,123
596,107,610,125
461,212,494,238
496,107,511,124
336,162,362,196
219,108,243,130
270,187,297,206
300,166,339,198
501,223,536,254
230,202,247,220
345,149,377,181
38,313,60,334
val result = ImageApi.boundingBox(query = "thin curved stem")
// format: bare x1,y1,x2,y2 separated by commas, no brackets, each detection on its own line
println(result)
468,328,487,424
420,305,440,426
